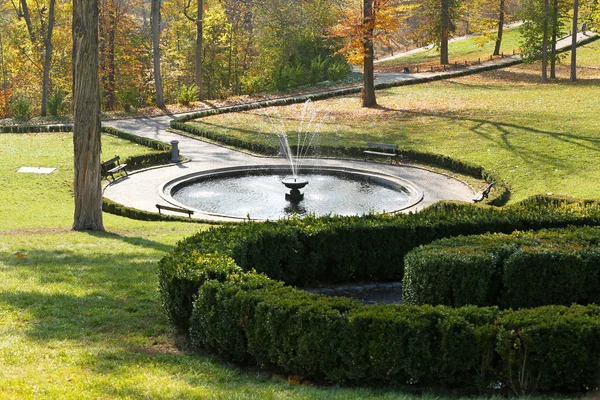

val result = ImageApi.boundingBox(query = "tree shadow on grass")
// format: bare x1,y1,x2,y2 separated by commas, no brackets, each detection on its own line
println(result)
86,230,174,254
377,105,599,154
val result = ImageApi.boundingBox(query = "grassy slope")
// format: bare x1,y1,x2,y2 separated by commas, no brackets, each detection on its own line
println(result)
1,133,471,399
376,28,523,71
189,40,600,202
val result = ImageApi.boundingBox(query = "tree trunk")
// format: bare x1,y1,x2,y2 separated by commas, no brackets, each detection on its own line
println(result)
105,3,117,110
541,0,549,82
72,0,104,232
362,0,377,108
41,0,56,117
493,0,505,56
195,0,204,100
550,0,558,79
441,0,450,65
151,0,165,109
571,0,579,81
19,0,37,43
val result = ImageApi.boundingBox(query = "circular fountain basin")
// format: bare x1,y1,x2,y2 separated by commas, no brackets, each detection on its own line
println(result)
160,165,423,221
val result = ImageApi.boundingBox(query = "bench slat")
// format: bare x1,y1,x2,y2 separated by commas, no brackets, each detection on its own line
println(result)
156,204,194,218
367,142,398,150
364,142,399,164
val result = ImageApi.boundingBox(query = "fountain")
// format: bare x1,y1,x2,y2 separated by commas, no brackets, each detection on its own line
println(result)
271,100,325,202
159,100,424,220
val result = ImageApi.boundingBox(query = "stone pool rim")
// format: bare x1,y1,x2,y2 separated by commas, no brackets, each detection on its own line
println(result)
158,164,424,221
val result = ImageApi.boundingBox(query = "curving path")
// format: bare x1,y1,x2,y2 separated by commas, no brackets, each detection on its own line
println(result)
102,31,596,221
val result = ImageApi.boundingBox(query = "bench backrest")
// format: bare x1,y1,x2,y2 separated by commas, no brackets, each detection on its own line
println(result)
101,156,120,168
367,142,398,150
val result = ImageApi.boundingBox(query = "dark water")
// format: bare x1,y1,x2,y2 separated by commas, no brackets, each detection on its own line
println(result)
172,172,410,219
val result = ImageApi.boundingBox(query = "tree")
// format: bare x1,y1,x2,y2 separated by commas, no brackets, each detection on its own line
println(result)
10,0,57,116
41,0,56,117
570,0,579,81
151,0,165,108
183,0,203,100
518,0,565,81
493,0,506,55
414,0,461,65
72,0,104,231
331,0,406,107
363,0,376,107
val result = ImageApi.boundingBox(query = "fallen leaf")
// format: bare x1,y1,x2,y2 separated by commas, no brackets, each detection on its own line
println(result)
16,253,25,259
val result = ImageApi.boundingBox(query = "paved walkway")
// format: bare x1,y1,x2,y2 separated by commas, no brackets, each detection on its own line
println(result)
102,32,596,221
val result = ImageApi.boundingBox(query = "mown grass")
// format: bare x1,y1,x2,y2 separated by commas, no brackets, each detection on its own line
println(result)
376,28,523,71
0,132,507,399
188,40,600,203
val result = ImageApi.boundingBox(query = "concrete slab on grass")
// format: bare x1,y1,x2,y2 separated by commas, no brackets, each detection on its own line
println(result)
17,167,57,174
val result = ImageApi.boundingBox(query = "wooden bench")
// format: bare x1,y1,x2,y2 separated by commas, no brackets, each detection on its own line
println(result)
156,204,194,218
473,182,495,203
101,156,128,181
363,142,399,164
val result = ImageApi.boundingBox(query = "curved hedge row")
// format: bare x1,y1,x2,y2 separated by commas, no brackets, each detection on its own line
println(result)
403,226,600,309
158,196,600,394
190,270,600,393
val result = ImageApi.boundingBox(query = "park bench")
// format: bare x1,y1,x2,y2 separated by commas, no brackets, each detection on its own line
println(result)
363,142,400,164
156,204,194,218
473,182,495,203
101,156,128,181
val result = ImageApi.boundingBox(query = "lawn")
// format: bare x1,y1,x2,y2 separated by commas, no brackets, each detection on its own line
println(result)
375,28,523,71
1,132,490,399
188,40,600,203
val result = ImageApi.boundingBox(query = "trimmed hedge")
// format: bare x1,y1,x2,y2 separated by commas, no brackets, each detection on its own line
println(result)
163,197,600,325
0,124,72,133
158,196,600,393
187,266,600,393
403,227,600,308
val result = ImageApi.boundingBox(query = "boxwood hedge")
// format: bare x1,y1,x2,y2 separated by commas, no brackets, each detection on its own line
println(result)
403,227,600,308
158,196,600,394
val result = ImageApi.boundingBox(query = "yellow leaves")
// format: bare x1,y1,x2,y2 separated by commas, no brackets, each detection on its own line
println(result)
329,0,409,64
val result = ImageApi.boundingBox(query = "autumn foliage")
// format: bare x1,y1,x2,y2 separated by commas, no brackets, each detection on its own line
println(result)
330,0,414,65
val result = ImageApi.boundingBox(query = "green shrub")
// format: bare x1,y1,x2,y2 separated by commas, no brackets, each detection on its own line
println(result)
272,64,307,91
240,75,263,96
10,95,31,121
177,84,199,106
47,89,67,117
403,227,600,309
116,87,140,111
495,305,600,394
327,60,351,81
309,56,326,84
158,251,242,330
502,248,600,308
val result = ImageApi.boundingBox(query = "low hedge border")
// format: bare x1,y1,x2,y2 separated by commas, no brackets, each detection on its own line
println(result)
190,271,600,394
170,101,509,206
158,196,600,394
403,226,600,309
